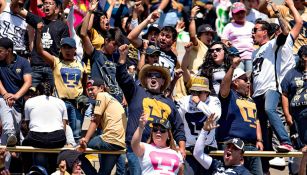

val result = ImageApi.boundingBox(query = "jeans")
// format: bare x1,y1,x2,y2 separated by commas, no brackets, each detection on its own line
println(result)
126,146,141,175
253,90,291,145
31,66,54,89
0,98,21,145
238,59,253,72
218,144,263,175
87,136,124,175
64,101,83,141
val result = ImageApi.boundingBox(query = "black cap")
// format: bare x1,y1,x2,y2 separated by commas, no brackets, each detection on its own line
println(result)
26,166,48,175
57,150,83,174
151,118,171,129
142,24,160,39
197,24,216,35
227,47,244,57
0,37,13,49
226,138,245,151
146,45,161,55
298,45,307,58
60,37,76,48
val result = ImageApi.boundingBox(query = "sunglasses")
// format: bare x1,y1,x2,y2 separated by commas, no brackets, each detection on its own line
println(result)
147,72,163,79
37,4,44,8
237,76,249,82
209,48,223,53
252,28,263,34
152,125,167,133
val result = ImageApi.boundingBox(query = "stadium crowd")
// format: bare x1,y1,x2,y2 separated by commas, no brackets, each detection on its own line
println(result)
0,0,306,174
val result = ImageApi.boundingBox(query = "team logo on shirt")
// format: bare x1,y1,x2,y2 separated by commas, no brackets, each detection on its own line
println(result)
236,99,257,128
60,67,82,88
15,68,21,74
149,151,180,173
142,98,171,122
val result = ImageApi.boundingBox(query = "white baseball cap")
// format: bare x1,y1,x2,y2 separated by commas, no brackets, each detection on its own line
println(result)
232,68,251,81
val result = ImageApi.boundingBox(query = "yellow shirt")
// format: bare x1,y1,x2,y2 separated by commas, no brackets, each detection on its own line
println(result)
94,92,127,148
187,38,208,74
90,28,105,50
53,56,86,99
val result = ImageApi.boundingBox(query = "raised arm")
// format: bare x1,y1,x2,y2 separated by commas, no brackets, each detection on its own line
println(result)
189,6,199,46
267,0,290,35
131,113,148,157
156,0,170,13
181,42,193,83
106,0,115,20
10,0,28,18
80,0,99,56
285,0,303,40
127,11,160,48
137,40,148,72
36,22,55,69
220,56,241,98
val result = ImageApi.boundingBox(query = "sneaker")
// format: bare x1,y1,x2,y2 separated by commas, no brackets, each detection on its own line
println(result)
276,144,293,153
269,157,286,166
6,134,17,147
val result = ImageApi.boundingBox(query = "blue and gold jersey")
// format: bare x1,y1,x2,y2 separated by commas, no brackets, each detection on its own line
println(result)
53,56,86,99
217,90,258,143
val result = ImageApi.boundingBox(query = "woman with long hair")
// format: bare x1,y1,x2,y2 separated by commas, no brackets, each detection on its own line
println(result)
131,113,184,175
199,41,231,95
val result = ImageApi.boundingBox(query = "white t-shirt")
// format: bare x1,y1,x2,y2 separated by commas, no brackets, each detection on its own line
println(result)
139,143,183,175
222,21,255,60
0,3,27,51
178,95,221,147
24,95,68,132
252,34,296,97
246,9,269,24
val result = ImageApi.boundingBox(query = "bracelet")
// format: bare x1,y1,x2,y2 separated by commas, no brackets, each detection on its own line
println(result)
257,139,263,143
189,17,196,20
88,10,93,14
157,8,163,14
2,93,7,97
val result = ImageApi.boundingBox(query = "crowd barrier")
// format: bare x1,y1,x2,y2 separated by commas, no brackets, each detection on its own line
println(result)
0,146,303,157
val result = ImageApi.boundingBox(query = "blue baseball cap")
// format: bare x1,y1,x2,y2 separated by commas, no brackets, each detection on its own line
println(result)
60,37,76,48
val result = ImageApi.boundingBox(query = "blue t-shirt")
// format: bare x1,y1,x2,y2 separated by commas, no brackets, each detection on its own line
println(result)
209,159,251,175
281,68,306,117
90,49,123,102
217,90,258,143
0,55,32,112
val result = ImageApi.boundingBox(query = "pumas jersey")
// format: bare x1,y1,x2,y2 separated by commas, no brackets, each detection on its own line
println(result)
178,95,221,147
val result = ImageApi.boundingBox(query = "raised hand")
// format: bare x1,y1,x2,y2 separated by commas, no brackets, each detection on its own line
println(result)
37,22,44,33
284,0,294,7
176,19,185,33
203,113,219,131
191,6,200,18
118,44,129,55
139,113,148,129
231,56,241,69
184,42,193,52
147,11,160,24
89,0,99,11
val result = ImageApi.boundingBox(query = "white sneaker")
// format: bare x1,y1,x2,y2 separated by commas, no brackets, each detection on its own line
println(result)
269,157,286,166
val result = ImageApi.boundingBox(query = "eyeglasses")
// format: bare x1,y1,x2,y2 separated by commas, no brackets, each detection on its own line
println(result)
147,72,163,79
43,2,55,6
152,125,167,133
37,4,44,8
237,76,250,82
209,48,223,53
252,28,263,34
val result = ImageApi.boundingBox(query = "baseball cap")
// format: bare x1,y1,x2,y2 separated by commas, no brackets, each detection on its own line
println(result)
146,45,161,55
150,118,171,129
197,24,216,35
60,37,76,48
189,76,211,93
228,47,244,57
232,68,251,81
231,2,246,14
226,138,245,151
0,37,13,49
142,24,160,39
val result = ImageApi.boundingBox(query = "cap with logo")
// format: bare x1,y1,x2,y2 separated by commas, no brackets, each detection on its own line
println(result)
232,68,251,81
197,24,216,36
146,45,161,55
150,118,171,129
226,138,245,152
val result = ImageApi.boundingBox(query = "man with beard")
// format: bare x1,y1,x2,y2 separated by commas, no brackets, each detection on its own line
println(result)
216,56,263,175
116,44,186,175
128,11,178,78
11,0,69,91
193,114,251,175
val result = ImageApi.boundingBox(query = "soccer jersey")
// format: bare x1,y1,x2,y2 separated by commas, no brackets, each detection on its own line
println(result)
217,90,258,143
139,143,183,175
159,50,178,78
94,92,126,148
0,4,27,51
252,34,296,97
178,95,221,147
53,56,86,99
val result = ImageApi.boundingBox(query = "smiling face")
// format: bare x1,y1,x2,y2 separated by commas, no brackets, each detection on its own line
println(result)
209,44,225,65
158,31,175,51
223,143,243,166
145,71,165,93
